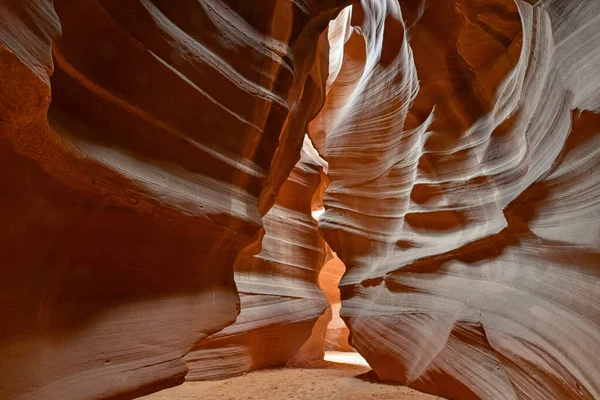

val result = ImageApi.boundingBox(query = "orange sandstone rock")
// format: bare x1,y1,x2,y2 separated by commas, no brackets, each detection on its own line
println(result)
0,1,350,399
184,137,331,380
311,1,600,399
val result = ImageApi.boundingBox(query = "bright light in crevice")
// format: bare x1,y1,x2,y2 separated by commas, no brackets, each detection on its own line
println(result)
312,207,325,221
324,351,370,367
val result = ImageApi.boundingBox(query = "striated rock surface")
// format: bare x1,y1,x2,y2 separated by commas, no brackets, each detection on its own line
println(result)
184,136,330,380
2,0,599,399
311,1,600,399
0,1,350,399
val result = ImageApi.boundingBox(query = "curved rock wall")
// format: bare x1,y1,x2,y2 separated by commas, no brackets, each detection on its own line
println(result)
184,136,331,380
2,0,599,399
311,1,600,399
0,1,350,399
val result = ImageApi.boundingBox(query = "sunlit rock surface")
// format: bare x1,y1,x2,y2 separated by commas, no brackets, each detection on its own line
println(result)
311,0,600,399
184,137,330,380
0,1,349,399
1,0,599,399
319,253,353,352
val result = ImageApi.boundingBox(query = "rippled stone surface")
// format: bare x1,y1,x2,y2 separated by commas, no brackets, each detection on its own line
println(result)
311,1,600,399
0,1,349,399
184,137,330,380
1,0,599,399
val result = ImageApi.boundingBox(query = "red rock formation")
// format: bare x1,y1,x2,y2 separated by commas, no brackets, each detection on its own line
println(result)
311,1,600,399
0,1,350,399
2,0,599,399
184,136,331,380
319,253,353,352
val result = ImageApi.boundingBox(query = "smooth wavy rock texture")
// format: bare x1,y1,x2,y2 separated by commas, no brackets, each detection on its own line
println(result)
311,0,600,399
0,1,350,399
2,0,599,400
184,136,331,380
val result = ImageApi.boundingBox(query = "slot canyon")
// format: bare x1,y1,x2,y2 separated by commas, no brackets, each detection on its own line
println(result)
0,0,599,399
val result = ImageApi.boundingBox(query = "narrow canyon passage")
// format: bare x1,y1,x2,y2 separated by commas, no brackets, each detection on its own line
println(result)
319,253,354,353
1,0,599,400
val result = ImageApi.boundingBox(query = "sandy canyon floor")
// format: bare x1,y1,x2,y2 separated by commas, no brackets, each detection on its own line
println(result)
141,352,443,400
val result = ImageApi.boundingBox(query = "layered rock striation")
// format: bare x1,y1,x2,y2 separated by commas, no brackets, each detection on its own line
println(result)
0,1,349,399
184,136,331,380
311,1,600,399
1,0,599,400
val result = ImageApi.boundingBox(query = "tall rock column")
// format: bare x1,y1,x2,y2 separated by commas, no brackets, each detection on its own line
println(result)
310,0,600,399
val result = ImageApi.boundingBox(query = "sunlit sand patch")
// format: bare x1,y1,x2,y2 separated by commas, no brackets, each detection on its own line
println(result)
324,351,370,367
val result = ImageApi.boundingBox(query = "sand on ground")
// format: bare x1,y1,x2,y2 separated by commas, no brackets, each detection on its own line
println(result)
140,352,443,400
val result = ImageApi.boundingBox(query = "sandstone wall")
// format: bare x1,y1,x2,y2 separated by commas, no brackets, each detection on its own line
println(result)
311,1,600,399
185,137,331,380
0,1,350,399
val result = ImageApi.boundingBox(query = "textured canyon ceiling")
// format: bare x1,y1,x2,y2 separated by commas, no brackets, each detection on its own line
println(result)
0,1,598,400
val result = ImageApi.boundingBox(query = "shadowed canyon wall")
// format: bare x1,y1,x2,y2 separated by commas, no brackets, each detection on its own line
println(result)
184,136,331,380
1,0,599,400
310,0,600,399
0,1,350,399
